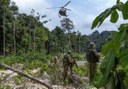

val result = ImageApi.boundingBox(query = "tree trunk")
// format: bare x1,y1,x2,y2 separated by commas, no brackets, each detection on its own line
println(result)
33,27,36,57
0,63,53,89
68,31,71,50
3,12,5,55
13,20,16,54
78,36,80,53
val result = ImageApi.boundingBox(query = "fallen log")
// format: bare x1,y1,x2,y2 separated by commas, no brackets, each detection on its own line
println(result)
0,63,53,89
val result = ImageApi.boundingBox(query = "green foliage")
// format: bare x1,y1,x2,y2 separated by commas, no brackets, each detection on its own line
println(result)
91,8,112,29
95,49,116,87
122,1,128,19
124,65,128,87
13,75,26,85
110,9,119,23
120,48,128,67
0,55,20,66
0,0,49,54
0,0,89,55
91,0,128,29
0,85,11,89
118,24,128,68
0,53,50,71
48,26,68,53
73,53,85,61
91,0,128,88
73,65,89,76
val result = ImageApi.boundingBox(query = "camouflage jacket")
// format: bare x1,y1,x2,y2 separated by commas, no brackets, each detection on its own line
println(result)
86,49,100,63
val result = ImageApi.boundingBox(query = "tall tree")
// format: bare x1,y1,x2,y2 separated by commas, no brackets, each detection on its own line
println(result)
0,0,11,55
60,17,74,50
77,31,81,53
10,1,18,54
30,9,36,56
46,26,66,54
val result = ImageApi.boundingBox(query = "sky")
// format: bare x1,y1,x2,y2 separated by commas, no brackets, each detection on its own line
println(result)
11,0,127,35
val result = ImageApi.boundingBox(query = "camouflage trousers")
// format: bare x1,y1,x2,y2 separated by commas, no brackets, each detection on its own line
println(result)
63,67,73,83
63,66,68,82
89,62,97,83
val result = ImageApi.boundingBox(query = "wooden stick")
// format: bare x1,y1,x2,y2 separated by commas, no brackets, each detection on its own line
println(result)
0,63,53,89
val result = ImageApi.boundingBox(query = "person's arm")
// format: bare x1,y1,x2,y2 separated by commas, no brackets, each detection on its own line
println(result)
92,49,100,61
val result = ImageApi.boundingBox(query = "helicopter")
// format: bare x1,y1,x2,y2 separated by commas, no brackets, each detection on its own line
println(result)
46,1,71,18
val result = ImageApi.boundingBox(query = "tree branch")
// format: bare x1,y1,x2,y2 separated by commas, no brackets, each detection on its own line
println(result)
0,63,53,89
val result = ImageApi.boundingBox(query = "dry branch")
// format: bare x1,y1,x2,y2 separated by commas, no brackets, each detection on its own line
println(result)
0,63,53,89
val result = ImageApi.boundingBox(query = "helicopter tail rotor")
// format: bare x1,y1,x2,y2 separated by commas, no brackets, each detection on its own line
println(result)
65,8,71,11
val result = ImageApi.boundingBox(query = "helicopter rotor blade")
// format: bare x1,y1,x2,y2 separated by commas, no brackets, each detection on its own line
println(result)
46,7,61,9
63,1,71,7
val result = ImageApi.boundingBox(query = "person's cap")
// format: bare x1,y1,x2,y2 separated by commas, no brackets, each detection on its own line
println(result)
54,56,58,59
68,50,71,53
88,42,95,48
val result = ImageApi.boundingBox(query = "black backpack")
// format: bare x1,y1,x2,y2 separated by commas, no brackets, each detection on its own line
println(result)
86,49,99,63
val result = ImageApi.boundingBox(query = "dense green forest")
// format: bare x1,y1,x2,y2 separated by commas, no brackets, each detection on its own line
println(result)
0,0,128,89
0,0,113,56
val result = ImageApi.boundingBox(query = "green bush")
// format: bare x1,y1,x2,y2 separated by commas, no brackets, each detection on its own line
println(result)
0,55,21,66
73,65,89,76
0,85,11,89
73,53,85,61
13,75,26,85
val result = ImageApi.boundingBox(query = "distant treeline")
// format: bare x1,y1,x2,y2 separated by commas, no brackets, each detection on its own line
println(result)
0,0,114,55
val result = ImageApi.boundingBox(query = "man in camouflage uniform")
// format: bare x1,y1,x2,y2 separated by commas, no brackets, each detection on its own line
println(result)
63,50,77,83
52,56,60,83
86,42,100,83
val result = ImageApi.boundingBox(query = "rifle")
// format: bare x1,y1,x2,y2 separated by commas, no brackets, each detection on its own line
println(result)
72,57,78,68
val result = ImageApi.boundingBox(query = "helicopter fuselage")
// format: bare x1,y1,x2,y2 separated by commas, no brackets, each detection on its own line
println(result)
59,8,67,17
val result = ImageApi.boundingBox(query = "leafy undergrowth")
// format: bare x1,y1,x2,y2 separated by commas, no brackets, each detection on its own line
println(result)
73,65,89,76
0,53,91,88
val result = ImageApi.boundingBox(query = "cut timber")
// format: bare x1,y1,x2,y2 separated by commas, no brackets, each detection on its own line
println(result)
0,63,53,89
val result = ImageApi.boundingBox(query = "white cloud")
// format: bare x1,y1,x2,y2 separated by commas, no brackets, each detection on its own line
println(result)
12,0,51,13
